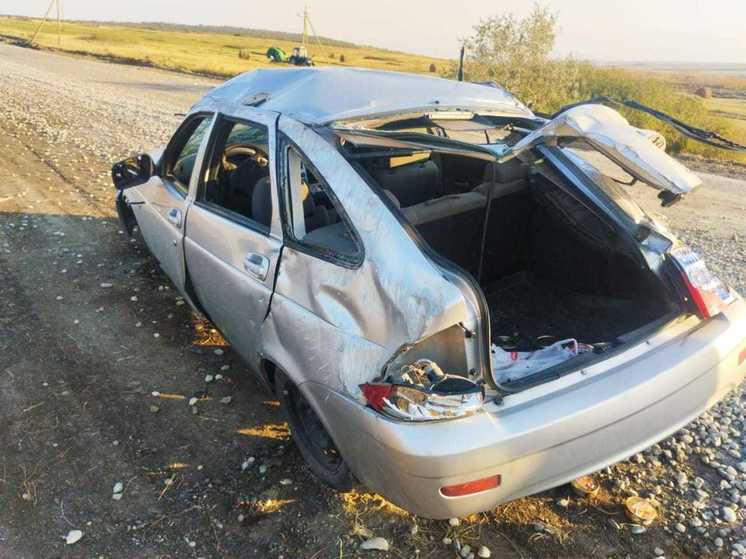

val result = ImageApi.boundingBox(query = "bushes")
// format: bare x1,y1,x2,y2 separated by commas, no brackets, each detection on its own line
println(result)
238,48,251,60
577,67,730,158
454,3,738,161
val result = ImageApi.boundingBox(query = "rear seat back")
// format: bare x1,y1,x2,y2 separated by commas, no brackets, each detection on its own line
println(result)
401,192,486,226
369,159,440,207
383,160,530,275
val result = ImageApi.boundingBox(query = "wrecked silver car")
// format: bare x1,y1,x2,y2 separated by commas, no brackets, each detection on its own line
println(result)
112,68,746,518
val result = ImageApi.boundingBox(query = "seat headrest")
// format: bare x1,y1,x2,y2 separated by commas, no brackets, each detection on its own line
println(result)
251,177,272,227
483,158,529,183
300,181,316,216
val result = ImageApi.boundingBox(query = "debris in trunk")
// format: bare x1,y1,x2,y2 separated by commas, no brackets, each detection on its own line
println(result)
492,339,591,384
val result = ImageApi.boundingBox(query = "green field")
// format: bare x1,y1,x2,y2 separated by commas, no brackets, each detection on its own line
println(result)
1,15,744,164
705,97,746,139
0,16,446,77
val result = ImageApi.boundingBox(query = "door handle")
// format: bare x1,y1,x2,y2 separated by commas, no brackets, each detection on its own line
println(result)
167,208,182,228
243,252,269,281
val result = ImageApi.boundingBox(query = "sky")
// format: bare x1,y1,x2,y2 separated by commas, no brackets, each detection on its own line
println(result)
3,0,745,64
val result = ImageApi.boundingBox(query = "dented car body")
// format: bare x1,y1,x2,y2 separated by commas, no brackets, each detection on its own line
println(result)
113,68,746,518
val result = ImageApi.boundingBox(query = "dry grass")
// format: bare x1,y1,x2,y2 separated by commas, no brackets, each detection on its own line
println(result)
235,422,290,440
0,16,445,78
654,71,746,164
704,97,746,139
340,488,410,518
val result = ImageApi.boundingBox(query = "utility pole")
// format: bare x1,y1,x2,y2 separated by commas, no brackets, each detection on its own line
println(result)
29,0,63,47
56,0,61,46
302,5,309,49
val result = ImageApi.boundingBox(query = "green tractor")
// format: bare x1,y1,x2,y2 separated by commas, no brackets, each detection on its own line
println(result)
266,46,287,63
266,46,314,67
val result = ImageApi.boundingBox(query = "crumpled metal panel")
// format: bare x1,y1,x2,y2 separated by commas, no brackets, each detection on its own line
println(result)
258,116,474,396
195,67,533,126
260,293,387,394
511,104,702,195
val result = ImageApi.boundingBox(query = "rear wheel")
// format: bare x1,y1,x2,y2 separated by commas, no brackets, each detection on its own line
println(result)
276,372,354,490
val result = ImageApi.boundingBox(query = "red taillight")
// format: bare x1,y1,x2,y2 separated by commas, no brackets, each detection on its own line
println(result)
360,380,483,422
360,383,393,411
670,246,735,319
441,475,501,497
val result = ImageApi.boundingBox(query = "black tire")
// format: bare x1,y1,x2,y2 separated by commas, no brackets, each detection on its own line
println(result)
276,372,354,491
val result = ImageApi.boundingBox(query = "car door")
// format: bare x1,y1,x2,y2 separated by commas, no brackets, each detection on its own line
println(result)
508,104,703,202
183,110,282,367
125,114,214,291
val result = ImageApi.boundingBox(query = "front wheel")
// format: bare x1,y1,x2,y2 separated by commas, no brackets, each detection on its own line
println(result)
276,372,354,490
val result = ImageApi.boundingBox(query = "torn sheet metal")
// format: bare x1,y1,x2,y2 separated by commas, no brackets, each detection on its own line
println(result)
195,67,534,126
509,104,703,196
257,116,479,397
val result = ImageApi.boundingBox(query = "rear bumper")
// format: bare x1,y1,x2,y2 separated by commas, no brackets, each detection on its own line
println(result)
306,299,746,519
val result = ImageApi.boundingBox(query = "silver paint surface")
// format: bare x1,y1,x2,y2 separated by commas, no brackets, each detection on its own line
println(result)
196,67,533,125
511,104,703,195
123,68,746,519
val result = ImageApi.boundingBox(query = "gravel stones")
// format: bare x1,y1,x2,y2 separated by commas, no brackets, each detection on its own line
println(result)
360,537,389,551
64,530,83,545
722,506,738,523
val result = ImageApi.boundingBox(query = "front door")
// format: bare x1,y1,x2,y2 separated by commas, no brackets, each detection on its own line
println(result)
183,110,282,367
126,114,214,291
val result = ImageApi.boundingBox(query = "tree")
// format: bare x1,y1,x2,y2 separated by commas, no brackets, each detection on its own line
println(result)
458,4,584,112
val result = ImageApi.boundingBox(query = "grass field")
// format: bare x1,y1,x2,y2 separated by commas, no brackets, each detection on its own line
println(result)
0,16,446,77
655,72,746,163
704,97,746,139
1,15,744,164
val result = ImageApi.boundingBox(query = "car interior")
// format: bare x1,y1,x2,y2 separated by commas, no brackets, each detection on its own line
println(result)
348,145,676,360
285,146,360,259
201,120,274,228
198,119,359,258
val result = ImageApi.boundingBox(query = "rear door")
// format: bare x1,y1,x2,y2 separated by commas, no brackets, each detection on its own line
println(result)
509,104,703,201
183,110,282,367
126,114,214,291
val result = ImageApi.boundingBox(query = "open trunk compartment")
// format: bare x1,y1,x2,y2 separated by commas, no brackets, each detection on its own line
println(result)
351,146,681,391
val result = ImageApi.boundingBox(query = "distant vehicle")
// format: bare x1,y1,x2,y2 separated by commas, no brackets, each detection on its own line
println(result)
265,46,287,63
266,45,314,66
112,68,746,519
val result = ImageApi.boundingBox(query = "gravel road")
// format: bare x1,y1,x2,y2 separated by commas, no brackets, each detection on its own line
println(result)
1,42,745,558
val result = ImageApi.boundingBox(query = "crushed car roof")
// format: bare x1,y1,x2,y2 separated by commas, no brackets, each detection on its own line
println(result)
195,67,534,125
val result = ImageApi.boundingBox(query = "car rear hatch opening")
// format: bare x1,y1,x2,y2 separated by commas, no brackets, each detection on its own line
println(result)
333,109,735,393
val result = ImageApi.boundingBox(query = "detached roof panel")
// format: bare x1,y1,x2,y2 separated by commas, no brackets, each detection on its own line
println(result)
197,67,533,125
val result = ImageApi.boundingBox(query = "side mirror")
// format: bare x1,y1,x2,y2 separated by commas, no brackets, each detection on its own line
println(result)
111,154,156,190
